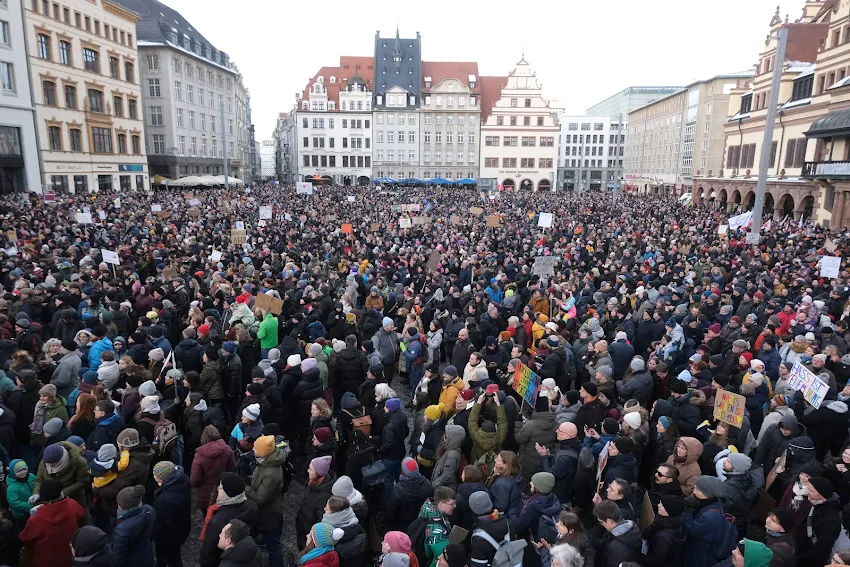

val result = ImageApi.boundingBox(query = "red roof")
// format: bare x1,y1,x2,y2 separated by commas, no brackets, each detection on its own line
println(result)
479,76,507,123
300,56,375,109
421,61,481,93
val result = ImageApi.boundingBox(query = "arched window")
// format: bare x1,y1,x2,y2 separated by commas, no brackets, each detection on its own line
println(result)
329,76,336,83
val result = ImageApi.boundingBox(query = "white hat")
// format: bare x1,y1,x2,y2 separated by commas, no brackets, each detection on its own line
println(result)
545,322,558,332
623,412,642,429
287,354,301,367
615,331,627,342
805,332,816,341
541,378,557,390
749,373,765,387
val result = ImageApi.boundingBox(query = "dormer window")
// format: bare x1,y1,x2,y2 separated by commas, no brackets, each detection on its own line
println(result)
330,76,336,83
302,100,308,109
317,76,324,83
393,54,401,63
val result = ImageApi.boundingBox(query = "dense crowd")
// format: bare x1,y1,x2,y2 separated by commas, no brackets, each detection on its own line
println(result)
0,182,848,567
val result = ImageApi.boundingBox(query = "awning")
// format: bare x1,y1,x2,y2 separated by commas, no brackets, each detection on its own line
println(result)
806,109,850,138
152,175,171,184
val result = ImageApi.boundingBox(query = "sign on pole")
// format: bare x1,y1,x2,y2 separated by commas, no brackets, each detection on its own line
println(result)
210,250,222,263
512,361,541,407
788,361,830,408
820,256,842,278
75,212,93,224
296,182,314,194
713,390,746,427
399,218,412,229
259,206,272,220
538,212,553,228
718,224,728,235
486,215,501,227
102,250,120,265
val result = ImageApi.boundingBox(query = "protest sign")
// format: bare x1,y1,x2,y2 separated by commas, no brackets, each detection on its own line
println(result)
788,361,830,408
825,239,838,253
820,256,841,278
285,213,293,222
727,211,752,230
346,196,355,203
426,251,442,273
296,182,314,194
532,256,557,277
596,442,611,482
486,215,501,227
639,492,655,532
155,211,171,219
4,246,17,256
341,224,353,234
370,223,381,232
75,212,92,224
259,206,272,220
102,250,120,265
188,208,201,217
450,214,463,226
254,293,283,315
538,212,553,228
44,191,55,203
188,198,200,207
412,216,431,226
98,210,106,220
470,206,484,216
6,230,16,243
162,266,178,281
512,361,541,407
713,390,746,427
399,218,412,229
401,204,421,212
113,198,121,209
231,229,247,244
718,224,728,236
83,206,91,214
151,204,162,212
210,250,222,263
234,221,245,230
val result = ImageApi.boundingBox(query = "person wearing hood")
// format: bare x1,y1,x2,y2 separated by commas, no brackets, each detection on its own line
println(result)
641,494,687,567
322,495,369,566
468,392,507,467
87,400,126,454
666,437,704,496
431,424,466,492
776,436,823,497
72,525,113,567
682,476,736,567
796,475,841,567
334,334,368,398
245,436,285,567
151,461,191,567
7,459,35,526
373,317,400,385
791,389,850,462
296,456,337,549
732,539,775,567
511,471,562,540
86,325,113,373
174,326,204,373
755,413,805,477
593,499,642,567
34,440,88,506
758,394,795,445
19,478,86,567
51,340,81,399
515,395,557,484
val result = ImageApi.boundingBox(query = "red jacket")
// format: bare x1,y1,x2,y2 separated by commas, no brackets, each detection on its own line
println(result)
190,438,236,509
301,551,340,567
19,497,85,567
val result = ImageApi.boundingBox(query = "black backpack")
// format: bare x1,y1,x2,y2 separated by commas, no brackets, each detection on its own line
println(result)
407,516,429,567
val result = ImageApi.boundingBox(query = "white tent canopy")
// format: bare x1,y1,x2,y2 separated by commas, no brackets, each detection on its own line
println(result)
168,175,244,186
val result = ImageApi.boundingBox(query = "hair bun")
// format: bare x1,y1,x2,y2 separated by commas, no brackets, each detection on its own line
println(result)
332,528,344,542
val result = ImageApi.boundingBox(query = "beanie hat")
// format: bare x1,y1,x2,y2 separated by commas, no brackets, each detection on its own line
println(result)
596,365,613,379
630,357,645,371
671,380,688,394
61,339,77,352
602,417,619,435
384,531,412,554
222,341,237,354
809,476,834,499
309,343,322,357
12,459,28,476
713,374,730,388
581,382,598,396
401,456,420,477
95,444,117,468
728,452,752,472
42,417,63,436
748,373,765,387
769,508,795,532
469,491,494,516
287,354,301,367
531,472,556,494
709,323,722,334
116,485,145,510
695,475,725,499
117,428,139,448
332,476,356,499
43,444,66,464
253,435,275,458
613,436,635,454
147,347,165,361
460,389,475,401
535,396,550,412
39,383,57,398
311,455,333,478
138,380,157,397
385,398,401,413
442,544,467,567
311,522,344,548
660,494,685,517
623,412,642,430
424,405,442,421
153,461,176,481
242,403,260,421
658,416,672,430
301,358,318,372
247,382,264,395
140,395,160,415
197,323,210,336
314,427,332,445
39,479,63,502
382,317,394,327
148,326,162,338
220,473,245,497
443,365,458,378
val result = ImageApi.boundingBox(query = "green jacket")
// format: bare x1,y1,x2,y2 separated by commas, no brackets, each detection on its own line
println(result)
34,440,88,506
315,351,329,388
468,402,508,463
6,471,35,519
419,499,451,567
245,447,285,531
31,397,69,448
257,313,279,350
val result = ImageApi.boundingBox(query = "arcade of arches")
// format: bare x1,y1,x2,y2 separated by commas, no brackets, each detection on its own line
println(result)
502,178,552,191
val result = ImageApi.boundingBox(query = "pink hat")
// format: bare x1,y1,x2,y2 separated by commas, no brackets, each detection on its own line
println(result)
384,531,412,553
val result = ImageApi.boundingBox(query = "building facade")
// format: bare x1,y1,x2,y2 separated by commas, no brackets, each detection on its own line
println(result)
115,0,253,182
419,61,480,180
27,0,148,193
274,111,295,183
557,115,622,192
258,138,274,180
479,58,559,191
372,30,421,180
0,0,41,193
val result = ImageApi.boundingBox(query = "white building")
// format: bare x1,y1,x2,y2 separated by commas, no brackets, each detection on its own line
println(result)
479,58,559,191
296,56,374,185
258,138,274,180
0,0,41,193
557,115,624,192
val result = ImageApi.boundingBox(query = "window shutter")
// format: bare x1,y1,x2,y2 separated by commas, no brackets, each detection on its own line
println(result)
785,139,797,168
794,138,808,168
769,141,777,167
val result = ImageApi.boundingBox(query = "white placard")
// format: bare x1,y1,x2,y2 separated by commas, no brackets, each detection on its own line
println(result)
538,212,553,228
259,206,273,220
83,206,91,214
820,256,842,278
113,198,121,209
234,221,245,230
102,249,120,265
718,224,728,235
258,220,266,227
532,256,557,276
151,204,162,212
188,198,200,207
98,210,106,220
727,211,752,230
399,217,412,229
210,250,222,263
346,196,355,203
5,246,17,256
296,182,314,195
284,213,292,221
788,361,830,409
75,212,92,224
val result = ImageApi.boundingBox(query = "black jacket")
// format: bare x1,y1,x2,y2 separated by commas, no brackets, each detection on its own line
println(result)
199,499,260,567
540,437,581,504
596,519,642,567
642,514,687,567
385,474,434,531
295,471,337,548
293,368,324,428
86,413,126,454
151,468,191,549
219,536,260,567
334,347,368,395
796,494,841,567
174,338,204,373
379,409,409,460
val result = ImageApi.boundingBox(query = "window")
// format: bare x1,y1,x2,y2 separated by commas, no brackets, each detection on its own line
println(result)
82,48,98,73
485,136,499,147
174,81,181,100
150,106,162,126
58,40,71,65
510,98,517,107
109,56,119,78
435,132,441,143
128,98,136,119
540,137,554,147
146,54,159,70
190,137,196,155
484,157,498,167
60,84,77,109
503,136,517,146
152,134,164,154
200,113,205,131
388,131,394,143
176,108,183,127
117,133,126,153
510,116,516,126
227,96,231,112
539,158,553,168
523,116,530,126
0,62,13,92
187,85,193,103
113,95,122,117
408,150,415,161
47,125,61,150
69,128,82,151
784,138,807,168
37,34,50,60
520,158,534,168
189,111,195,129
42,80,56,105
198,89,204,106
302,137,308,148
791,74,814,101
522,136,536,146
740,93,752,115
303,155,310,166
469,133,475,144
132,135,140,154
87,89,103,113
503,157,517,168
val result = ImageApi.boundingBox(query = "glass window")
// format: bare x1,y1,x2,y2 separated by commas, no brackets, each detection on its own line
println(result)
117,133,126,153
128,98,136,119
82,48,98,73
97,175,112,192
37,34,50,60
59,41,71,65
132,135,140,154
113,95,122,117
0,62,13,92
0,21,9,47
109,56,119,78
91,127,112,153
152,134,164,154
87,89,103,113
148,79,160,97
47,125,61,150
42,80,56,106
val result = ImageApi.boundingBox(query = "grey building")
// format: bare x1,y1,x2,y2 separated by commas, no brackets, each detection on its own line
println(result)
372,29,421,180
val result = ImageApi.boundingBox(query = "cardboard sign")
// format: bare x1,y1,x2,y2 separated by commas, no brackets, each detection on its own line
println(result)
296,182,314,194
825,239,838,253
470,206,484,216
155,211,171,219
820,256,842,278
188,207,201,217
341,224,353,234
718,224,728,235
486,215,501,227
788,361,830,408
532,256,557,277
151,204,162,212
399,218,412,229
75,212,92,224
210,250,222,263
412,216,431,226
346,196,355,203
113,198,121,209
401,204,421,212
231,229,247,244
6,230,16,243
254,293,283,315
713,390,746,427
512,361,541,407
102,249,120,265
538,212,553,228
259,206,272,220
450,214,463,226
639,491,655,532
370,223,381,232
426,251,442,273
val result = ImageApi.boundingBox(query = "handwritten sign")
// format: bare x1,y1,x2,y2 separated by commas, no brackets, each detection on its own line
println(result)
4,246,17,256
296,182,313,194
254,293,283,315
341,224,353,234
259,206,272,220
231,229,246,244
113,198,121,209
713,390,746,427
538,212,553,228
234,221,245,230
426,251,442,273
75,212,92,224
825,239,838,253
820,256,842,279
210,250,222,263
6,230,16,243
101,249,120,265
412,216,431,226
450,214,463,226
151,204,162,212
370,223,381,232
486,215,501,227
470,206,484,216
97,210,106,220
788,361,830,408
399,218,412,229
189,198,200,207
401,204,421,212
532,256,557,277
512,361,541,407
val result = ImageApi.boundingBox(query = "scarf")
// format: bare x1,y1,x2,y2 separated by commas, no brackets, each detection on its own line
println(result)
766,529,785,538
200,504,219,541
299,547,334,565
323,507,358,528
216,492,247,507
45,449,70,474
117,504,140,519
791,481,808,511
30,401,47,435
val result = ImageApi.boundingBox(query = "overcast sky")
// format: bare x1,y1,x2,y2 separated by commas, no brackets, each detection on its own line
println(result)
162,0,799,139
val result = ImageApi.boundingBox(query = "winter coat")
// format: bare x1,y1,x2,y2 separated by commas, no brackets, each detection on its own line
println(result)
682,499,732,567
92,442,155,516
666,437,704,495
151,468,191,549
509,491,561,539
721,469,758,524
765,533,796,567
608,340,635,380
222,352,243,398
334,347,368,395
219,536,261,567
541,437,581,505
112,504,156,567
470,513,510,567
298,551,339,567
431,424,466,491
515,410,557,480
86,412,126,454
487,473,524,519
574,398,606,437
597,519,642,567
616,369,653,407
296,471,337,547
372,328,399,366
245,446,285,531
87,337,113,372
795,399,850,461
438,376,465,416
51,352,81,399
199,499,260,567
257,313,279,350
199,359,225,401
294,368,324,424
34,440,88,505
796,494,841,567
379,409,409,461
174,338,204,373
7,471,35,519
468,402,507,462
385,473,434,532
96,360,120,391
601,451,638,488
754,421,807,474
19,496,85,567
642,514,687,567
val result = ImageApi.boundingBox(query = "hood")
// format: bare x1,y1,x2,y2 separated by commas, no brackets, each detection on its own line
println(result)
418,499,445,522
72,525,109,559
196,439,233,460
653,398,673,418
610,520,641,547
743,539,775,567
36,497,78,525
257,447,287,467
445,376,464,390
341,392,362,411
178,338,199,348
338,348,362,362
157,467,190,494
826,400,849,414
678,437,704,465
531,493,562,516
443,424,466,450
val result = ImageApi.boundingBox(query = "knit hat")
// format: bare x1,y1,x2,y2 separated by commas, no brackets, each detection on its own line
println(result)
247,382,264,395
309,343,322,357
253,435,275,458
117,428,140,448
12,459,27,476
140,395,160,414
42,417,63,436
660,494,685,517
441,544,467,567
138,380,157,397
658,416,672,430
748,373,765,387
728,452,752,472
313,427,332,445
40,479,63,502
459,389,475,401
535,395,550,412
630,357,645,371
197,323,210,336
301,358,317,372
695,475,725,499
220,473,245,497
808,476,834,499
43,444,66,464
242,403,260,421
769,508,795,532
401,456,420,477
383,532,412,554
39,383,57,398
61,339,77,352
443,365,458,378
385,398,401,413
596,365,613,379
311,522,344,548
332,476,356,499
671,380,688,394
382,317,394,328
424,405,442,421
95,444,117,468
623,412,642,430
581,382,597,396
222,341,237,354
147,347,165,361
153,461,177,481
311,455,333,477
732,339,750,349
612,436,634,454
779,414,798,431
287,354,301,367
469,491,494,516
116,485,145,510
709,323,722,334
531,472,556,494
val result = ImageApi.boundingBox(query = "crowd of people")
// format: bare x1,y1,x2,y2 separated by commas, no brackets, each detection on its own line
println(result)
0,182,848,567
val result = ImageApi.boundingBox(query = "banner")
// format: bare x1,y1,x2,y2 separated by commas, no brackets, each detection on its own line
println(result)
486,215,501,227
713,390,746,427
75,212,92,224
538,212,553,228
347,196,355,203
259,206,272,220
512,361,541,407
210,250,222,263
399,218,412,229
296,182,314,194
231,229,247,244
727,211,752,230
788,361,830,408
401,204,421,212
820,256,842,278
151,204,162,212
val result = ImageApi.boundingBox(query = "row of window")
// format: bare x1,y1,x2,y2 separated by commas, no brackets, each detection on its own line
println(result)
562,134,623,145
495,115,546,127
302,155,371,168
567,123,605,131
376,113,417,126
561,146,614,157
301,137,370,149
725,138,807,170
46,123,140,154
484,136,555,147
482,157,554,168
562,160,607,169
146,79,231,113
376,150,416,162
423,95,477,108
31,0,134,47
41,80,138,118
175,135,218,158
173,108,221,133
422,115,476,127
301,118,372,129
372,172,478,179
171,58,231,91
419,151,477,164
35,34,135,82
51,174,144,194
422,132,476,144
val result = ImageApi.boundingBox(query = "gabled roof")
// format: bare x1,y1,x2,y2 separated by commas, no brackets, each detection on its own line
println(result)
300,56,375,109
421,61,480,93
479,76,507,122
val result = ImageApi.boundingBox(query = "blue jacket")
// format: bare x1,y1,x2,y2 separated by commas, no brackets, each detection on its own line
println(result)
486,285,504,305
509,492,561,538
682,499,731,567
113,504,156,567
488,474,524,519
87,337,113,372
152,335,171,358
403,331,423,374
757,347,782,382
583,432,616,458
86,412,125,454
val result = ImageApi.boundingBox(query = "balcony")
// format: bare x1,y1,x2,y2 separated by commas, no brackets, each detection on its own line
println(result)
802,160,850,179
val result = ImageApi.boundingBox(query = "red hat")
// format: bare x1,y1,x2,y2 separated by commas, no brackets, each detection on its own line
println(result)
730,316,742,325
460,389,475,402
313,427,332,444
235,294,249,304
486,384,499,395
754,291,765,299
197,324,210,336
194,271,204,278
709,323,722,334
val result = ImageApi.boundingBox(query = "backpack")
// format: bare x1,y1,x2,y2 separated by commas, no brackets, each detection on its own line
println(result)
140,416,179,456
472,529,527,567
416,333,428,365
710,509,740,562
407,516,429,567
343,409,372,437
535,513,559,544
474,450,497,477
